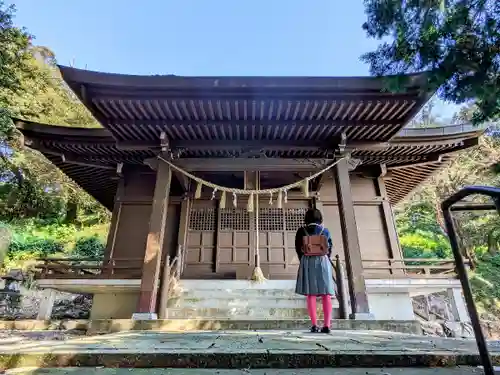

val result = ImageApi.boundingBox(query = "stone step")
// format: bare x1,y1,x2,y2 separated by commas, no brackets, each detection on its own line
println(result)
1,330,497,369
179,279,299,291
170,296,340,309
166,307,340,319
178,288,303,299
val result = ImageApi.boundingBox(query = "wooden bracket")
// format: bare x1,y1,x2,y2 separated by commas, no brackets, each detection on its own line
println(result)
338,132,347,153
160,132,169,152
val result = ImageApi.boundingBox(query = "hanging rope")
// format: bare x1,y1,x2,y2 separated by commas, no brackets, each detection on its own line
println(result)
156,154,347,283
252,171,266,281
157,155,347,196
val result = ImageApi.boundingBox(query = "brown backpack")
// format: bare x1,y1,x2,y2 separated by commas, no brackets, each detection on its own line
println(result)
301,226,328,256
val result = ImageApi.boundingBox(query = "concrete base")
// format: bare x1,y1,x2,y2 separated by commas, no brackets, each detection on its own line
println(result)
36,289,56,320
349,313,375,320
34,278,468,322
131,313,157,320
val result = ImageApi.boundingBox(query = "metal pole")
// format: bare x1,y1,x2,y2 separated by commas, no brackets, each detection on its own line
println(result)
441,186,498,375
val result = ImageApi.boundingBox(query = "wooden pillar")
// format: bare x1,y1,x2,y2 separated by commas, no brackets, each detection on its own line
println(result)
103,179,124,263
177,198,191,261
133,161,172,319
334,158,372,319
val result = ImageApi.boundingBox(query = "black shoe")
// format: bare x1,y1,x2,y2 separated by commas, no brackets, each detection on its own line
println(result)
310,325,319,333
321,326,331,334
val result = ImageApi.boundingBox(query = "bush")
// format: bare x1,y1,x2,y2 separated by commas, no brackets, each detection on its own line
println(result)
8,237,63,258
72,236,105,258
400,232,451,259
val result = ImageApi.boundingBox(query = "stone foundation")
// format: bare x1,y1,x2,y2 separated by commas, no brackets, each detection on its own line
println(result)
0,318,422,335
0,284,91,320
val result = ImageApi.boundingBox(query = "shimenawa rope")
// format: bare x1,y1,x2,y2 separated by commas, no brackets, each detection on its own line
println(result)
157,155,347,282
157,155,346,195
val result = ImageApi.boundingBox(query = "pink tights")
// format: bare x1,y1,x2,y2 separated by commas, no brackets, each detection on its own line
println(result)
306,295,332,328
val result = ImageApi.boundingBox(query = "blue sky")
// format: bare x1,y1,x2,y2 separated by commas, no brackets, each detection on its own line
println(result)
12,0,459,119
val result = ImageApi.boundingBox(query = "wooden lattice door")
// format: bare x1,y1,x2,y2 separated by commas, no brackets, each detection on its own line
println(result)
183,200,217,278
216,207,252,278
256,200,310,279
183,198,311,279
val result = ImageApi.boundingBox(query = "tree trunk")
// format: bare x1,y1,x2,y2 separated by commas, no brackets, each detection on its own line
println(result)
487,230,498,255
64,200,78,223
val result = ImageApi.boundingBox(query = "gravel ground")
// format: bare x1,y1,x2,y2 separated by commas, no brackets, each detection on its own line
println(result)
0,330,86,341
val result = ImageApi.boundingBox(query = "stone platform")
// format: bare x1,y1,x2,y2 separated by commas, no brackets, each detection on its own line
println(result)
3,367,499,374
1,329,500,370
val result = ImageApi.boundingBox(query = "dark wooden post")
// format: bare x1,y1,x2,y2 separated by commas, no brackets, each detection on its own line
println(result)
103,179,124,265
133,161,172,319
334,158,373,319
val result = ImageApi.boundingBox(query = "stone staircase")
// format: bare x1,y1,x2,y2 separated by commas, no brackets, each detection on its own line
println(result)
165,279,341,320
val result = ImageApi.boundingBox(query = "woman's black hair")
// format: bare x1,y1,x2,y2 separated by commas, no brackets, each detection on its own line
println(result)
304,208,323,225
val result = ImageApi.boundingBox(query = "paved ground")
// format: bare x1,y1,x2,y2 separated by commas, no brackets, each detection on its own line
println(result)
3,367,499,374
0,330,499,369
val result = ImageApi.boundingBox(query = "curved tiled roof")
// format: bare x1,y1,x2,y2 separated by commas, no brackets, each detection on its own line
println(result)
58,66,432,144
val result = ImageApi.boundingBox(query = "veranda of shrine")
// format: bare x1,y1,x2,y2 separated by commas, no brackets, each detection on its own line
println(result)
18,66,482,324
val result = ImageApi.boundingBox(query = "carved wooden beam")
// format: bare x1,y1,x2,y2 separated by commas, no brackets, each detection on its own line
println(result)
174,158,331,172
116,139,389,152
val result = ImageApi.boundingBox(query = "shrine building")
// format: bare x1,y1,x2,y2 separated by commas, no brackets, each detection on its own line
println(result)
18,66,481,325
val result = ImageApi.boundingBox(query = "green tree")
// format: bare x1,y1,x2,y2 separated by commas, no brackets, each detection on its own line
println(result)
0,2,106,223
0,1,31,143
362,0,500,124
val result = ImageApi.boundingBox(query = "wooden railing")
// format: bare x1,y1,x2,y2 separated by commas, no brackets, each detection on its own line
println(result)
34,257,144,279
362,258,471,278
331,255,349,319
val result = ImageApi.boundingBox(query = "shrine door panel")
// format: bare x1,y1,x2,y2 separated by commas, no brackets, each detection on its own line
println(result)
216,206,252,278
258,200,310,279
183,200,217,278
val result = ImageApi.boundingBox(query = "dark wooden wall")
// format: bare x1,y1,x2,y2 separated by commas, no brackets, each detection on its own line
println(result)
104,166,403,280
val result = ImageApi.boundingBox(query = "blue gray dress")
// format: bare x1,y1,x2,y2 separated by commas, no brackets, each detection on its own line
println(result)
295,223,335,296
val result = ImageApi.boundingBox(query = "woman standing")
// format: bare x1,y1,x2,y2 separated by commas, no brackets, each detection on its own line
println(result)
295,208,335,333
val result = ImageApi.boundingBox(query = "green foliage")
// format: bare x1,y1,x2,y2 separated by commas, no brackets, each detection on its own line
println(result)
72,236,105,258
0,2,31,128
0,2,108,226
0,3,110,274
470,254,500,318
1,220,109,270
362,0,500,123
